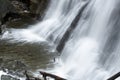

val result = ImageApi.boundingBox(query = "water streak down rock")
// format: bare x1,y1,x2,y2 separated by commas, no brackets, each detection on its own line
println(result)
56,1,89,53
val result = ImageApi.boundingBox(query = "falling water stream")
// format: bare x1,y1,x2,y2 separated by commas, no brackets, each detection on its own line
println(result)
1,0,120,80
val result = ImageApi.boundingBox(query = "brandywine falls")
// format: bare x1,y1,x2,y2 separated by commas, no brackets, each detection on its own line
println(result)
0,0,120,80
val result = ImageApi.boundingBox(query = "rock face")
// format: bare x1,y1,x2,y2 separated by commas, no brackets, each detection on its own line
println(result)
0,0,15,34
0,0,49,30
0,0,15,21
30,0,49,20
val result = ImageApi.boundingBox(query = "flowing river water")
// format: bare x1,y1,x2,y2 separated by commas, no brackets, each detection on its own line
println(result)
1,0,120,80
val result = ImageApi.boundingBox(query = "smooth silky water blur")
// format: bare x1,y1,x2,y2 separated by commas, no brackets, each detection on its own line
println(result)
1,0,120,80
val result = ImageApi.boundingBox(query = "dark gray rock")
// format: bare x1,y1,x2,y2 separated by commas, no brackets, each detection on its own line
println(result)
1,75,20,80
30,0,49,20
0,0,49,28
0,0,15,20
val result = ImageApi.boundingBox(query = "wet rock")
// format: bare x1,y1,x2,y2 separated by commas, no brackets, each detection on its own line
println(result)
19,0,30,10
0,0,28,27
10,0,30,13
30,0,49,20
0,58,28,77
1,75,20,80
0,0,49,28
0,0,16,20
0,0,21,29
1,12,21,25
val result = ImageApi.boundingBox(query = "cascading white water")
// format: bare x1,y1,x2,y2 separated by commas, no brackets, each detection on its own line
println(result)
1,0,120,80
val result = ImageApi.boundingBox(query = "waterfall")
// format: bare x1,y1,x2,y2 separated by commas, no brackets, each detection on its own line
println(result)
1,0,120,80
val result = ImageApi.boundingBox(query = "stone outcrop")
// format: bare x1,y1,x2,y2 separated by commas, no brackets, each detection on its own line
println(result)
0,0,49,33
0,0,15,21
